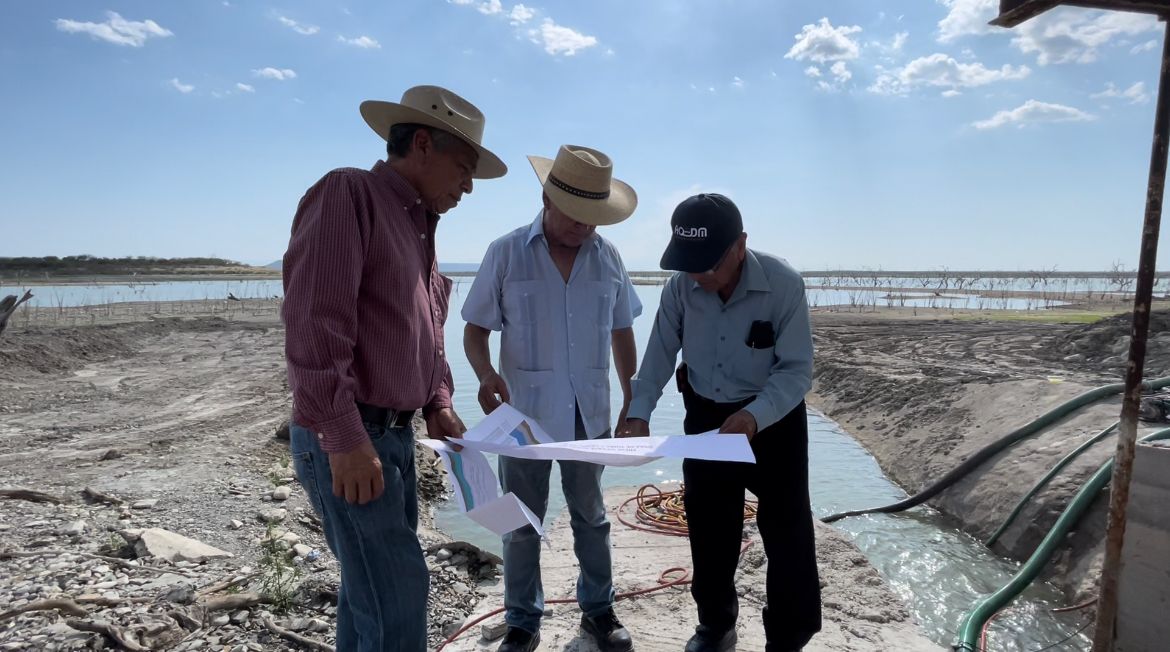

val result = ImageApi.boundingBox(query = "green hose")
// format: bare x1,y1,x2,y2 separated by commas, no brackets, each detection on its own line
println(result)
822,376,1170,524
985,420,1119,548
954,428,1170,651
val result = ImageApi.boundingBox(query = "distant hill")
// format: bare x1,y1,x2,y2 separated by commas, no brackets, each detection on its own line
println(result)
263,260,477,274
0,255,275,278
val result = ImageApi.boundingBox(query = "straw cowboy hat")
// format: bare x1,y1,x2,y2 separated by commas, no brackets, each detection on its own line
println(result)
359,85,507,179
528,145,637,226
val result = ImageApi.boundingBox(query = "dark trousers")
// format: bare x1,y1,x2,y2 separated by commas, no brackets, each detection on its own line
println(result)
681,382,822,650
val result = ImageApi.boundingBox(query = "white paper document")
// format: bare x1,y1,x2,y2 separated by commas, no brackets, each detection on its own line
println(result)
417,439,546,539
417,405,755,536
457,405,756,467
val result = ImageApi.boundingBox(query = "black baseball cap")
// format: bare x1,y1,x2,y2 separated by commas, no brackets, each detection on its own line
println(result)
659,193,743,273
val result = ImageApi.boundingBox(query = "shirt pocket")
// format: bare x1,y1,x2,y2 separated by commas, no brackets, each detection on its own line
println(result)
502,280,551,371
507,368,557,426
734,340,776,387
574,367,612,428
583,280,620,368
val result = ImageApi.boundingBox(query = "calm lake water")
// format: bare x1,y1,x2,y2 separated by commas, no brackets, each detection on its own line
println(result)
1,276,1074,311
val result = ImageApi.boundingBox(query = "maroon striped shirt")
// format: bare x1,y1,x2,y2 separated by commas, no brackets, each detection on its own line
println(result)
282,160,454,453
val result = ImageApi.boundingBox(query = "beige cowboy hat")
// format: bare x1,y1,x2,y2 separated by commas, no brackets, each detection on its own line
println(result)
360,85,507,179
527,145,637,226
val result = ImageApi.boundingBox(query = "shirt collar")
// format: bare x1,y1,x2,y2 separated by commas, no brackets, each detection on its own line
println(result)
372,160,422,207
525,210,602,250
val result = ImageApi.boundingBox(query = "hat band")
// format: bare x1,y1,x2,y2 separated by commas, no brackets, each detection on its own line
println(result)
548,173,610,201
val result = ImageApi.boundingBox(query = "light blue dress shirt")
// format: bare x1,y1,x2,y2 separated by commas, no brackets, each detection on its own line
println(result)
462,212,643,441
628,249,813,431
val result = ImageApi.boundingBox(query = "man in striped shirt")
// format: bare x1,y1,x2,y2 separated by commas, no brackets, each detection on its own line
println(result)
282,86,506,652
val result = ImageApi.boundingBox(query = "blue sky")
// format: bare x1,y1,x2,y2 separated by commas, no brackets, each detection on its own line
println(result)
0,0,1165,271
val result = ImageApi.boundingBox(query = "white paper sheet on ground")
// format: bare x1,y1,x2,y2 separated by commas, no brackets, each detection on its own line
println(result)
417,439,546,540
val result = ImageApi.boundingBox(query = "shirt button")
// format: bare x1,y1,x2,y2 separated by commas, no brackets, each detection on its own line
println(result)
720,336,726,341
715,388,721,393
717,363,723,368
420,233,427,240
415,198,422,204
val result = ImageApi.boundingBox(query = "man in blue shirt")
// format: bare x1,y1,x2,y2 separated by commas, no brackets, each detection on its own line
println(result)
463,145,641,652
621,194,821,652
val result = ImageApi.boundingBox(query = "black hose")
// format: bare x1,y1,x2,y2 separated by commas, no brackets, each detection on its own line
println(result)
821,376,1170,524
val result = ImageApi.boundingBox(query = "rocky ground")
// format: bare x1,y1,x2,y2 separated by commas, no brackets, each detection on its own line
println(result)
808,306,1170,601
450,488,940,652
0,310,491,651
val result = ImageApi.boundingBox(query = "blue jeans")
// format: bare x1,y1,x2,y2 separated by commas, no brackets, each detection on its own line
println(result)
499,410,615,633
291,421,429,652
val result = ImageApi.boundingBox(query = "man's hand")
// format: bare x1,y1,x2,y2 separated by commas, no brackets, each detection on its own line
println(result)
617,418,650,438
328,440,384,505
426,407,467,450
477,371,511,414
615,400,630,434
719,410,758,441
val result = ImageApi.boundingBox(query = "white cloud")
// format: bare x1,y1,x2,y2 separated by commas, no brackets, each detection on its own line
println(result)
529,18,597,56
732,76,745,89
942,89,962,98
55,11,172,47
1012,9,1160,65
451,1,594,57
892,31,909,51
869,53,1030,95
170,78,194,94
936,0,997,43
785,18,863,63
973,99,1095,129
277,16,319,36
804,66,822,78
1132,39,1158,54
830,61,852,83
253,67,297,81
1092,81,1151,105
509,4,535,25
236,83,255,93
338,35,381,49
935,1,1161,64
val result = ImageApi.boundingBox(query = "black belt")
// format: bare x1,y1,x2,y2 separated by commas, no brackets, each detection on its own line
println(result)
356,402,416,430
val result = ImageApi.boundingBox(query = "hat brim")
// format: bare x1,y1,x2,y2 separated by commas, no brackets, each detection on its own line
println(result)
659,239,725,273
528,156,636,226
360,100,507,179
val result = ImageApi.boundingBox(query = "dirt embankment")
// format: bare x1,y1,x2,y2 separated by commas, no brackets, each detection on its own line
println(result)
808,310,1170,600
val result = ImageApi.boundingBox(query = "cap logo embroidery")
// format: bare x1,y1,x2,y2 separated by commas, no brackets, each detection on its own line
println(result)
674,226,708,239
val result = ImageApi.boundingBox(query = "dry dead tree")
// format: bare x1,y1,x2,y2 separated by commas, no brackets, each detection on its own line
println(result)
263,617,335,652
0,488,64,504
0,290,33,336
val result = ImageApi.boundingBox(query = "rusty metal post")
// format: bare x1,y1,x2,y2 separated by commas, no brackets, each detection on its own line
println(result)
1092,19,1170,651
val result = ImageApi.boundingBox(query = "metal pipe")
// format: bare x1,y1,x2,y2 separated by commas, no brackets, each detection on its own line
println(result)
1092,18,1170,651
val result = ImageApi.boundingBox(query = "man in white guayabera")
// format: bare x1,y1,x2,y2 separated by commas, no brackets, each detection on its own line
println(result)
462,145,641,652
